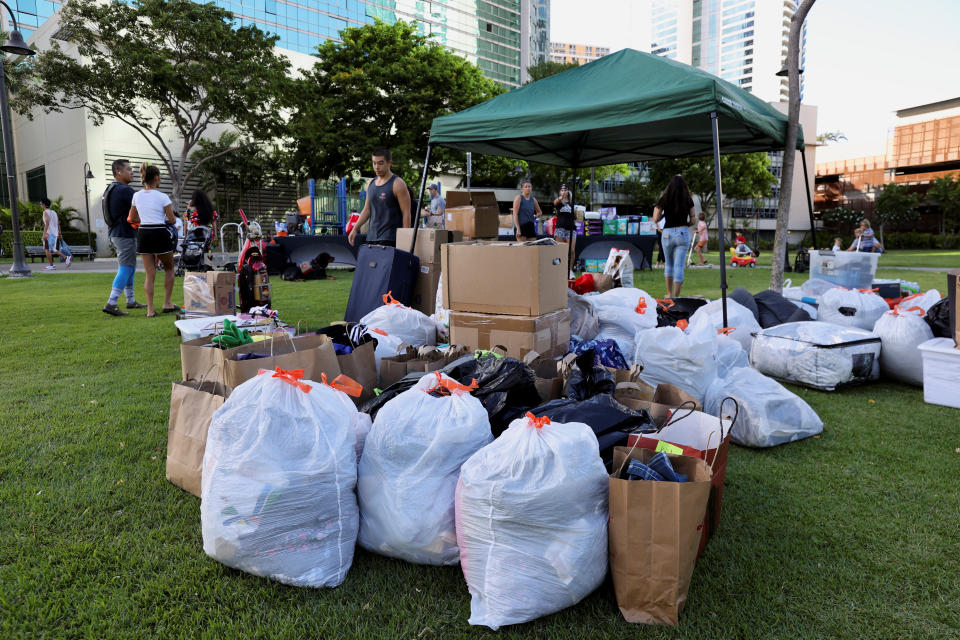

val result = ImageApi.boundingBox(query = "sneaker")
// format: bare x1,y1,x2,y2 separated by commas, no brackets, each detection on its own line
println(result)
65,256,73,268
125,301,148,309
43,265,56,270
569,270,576,279
102,304,129,317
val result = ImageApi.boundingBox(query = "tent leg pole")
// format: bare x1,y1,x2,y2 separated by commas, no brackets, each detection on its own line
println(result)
409,144,432,254
801,147,817,248
710,111,729,329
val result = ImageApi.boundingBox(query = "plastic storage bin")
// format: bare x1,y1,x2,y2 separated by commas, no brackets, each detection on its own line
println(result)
917,338,960,408
809,251,879,289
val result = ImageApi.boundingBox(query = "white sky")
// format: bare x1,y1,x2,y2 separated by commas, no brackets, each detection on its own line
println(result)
550,0,960,163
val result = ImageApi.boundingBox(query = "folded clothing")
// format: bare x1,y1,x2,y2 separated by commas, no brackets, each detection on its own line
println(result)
625,452,687,482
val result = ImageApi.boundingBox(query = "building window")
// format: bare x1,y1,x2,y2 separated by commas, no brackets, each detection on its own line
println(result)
486,22,492,32
26,166,46,203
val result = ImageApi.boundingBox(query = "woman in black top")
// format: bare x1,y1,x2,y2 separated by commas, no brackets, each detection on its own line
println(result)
553,184,576,278
652,175,697,298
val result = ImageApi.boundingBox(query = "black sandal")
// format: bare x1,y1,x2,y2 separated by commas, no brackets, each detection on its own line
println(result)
162,307,178,313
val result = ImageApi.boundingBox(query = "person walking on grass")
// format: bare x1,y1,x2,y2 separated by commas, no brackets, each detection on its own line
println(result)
652,175,696,298
694,212,709,266
513,180,542,242
127,163,177,317
41,198,71,270
102,159,146,316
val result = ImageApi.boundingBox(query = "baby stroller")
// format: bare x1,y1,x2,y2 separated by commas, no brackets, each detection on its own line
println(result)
176,225,213,276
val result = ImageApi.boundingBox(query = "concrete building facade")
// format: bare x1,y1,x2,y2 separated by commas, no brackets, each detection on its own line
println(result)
549,41,611,66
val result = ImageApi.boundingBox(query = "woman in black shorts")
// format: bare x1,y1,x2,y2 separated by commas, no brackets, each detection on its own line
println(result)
552,183,577,277
128,163,177,317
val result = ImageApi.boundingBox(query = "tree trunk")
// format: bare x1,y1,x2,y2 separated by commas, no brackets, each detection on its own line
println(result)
770,0,817,292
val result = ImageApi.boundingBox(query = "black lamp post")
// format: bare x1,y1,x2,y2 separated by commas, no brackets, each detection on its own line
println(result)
0,5,36,277
83,161,93,251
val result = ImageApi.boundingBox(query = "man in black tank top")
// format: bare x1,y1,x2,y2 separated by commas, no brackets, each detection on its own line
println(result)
348,148,412,248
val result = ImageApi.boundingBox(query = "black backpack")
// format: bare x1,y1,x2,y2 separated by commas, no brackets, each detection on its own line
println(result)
101,182,120,228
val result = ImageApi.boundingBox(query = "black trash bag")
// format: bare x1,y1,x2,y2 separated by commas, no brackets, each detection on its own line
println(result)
358,371,427,420
531,395,654,466
442,354,542,437
925,298,953,338
656,297,709,327
562,349,615,401
730,286,760,321
754,289,811,328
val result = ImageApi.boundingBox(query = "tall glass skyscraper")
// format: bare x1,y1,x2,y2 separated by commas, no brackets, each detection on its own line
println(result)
5,0,539,88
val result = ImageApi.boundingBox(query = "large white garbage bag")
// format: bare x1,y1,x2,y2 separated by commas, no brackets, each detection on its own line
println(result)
455,413,608,630
359,293,441,346
716,333,749,379
895,289,941,314
704,367,823,447
687,298,762,351
873,309,934,386
358,373,492,565
749,321,881,390
589,288,657,359
201,368,362,587
818,288,889,331
633,326,718,403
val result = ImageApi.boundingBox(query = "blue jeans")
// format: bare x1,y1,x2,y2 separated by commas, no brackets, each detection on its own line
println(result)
661,226,690,282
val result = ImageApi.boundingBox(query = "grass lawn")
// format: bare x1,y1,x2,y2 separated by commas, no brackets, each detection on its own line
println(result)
724,247,958,271
2,267,959,639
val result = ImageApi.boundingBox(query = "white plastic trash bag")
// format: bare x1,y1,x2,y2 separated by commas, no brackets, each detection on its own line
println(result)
358,373,492,565
895,289,941,314
201,368,362,587
633,326,718,403
873,309,934,386
359,293,440,347
704,367,823,447
589,288,657,358
432,276,451,342
749,321,881,390
603,248,634,288
716,333,749,379
818,288,889,331
687,298,762,351
455,413,608,630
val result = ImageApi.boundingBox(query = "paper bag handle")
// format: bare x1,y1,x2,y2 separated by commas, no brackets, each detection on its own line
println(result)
659,399,698,432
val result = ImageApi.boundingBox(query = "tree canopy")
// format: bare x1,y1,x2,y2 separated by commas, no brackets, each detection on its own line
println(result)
526,60,579,83
926,174,960,234
11,0,291,205
288,20,502,187
874,182,920,239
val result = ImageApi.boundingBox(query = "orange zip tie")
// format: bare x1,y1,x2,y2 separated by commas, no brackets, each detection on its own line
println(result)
656,298,675,310
258,367,312,393
676,319,689,330
382,291,404,307
635,298,648,314
371,328,388,336
320,373,364,397
424,370,479,396
717,327,736,336
524,412,551,429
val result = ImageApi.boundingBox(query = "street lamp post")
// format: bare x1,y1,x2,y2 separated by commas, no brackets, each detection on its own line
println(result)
83,162,94,251
0,4,36,277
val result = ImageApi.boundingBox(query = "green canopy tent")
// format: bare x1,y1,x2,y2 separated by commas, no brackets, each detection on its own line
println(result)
411,48,811,326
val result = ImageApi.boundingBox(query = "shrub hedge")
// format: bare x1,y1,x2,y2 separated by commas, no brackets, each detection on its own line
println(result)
1,230,96,255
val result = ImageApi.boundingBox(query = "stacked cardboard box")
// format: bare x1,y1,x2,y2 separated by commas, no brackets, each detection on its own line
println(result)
444,191,500,239
442,241,571,357
395,228,462,316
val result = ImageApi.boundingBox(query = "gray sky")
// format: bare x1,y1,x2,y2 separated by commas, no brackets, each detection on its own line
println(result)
550,0,960,163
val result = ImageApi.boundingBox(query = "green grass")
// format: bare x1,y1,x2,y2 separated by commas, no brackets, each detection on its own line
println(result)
2,270,959,639
720,248,958,271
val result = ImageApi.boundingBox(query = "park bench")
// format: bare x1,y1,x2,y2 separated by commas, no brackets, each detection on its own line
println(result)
25,245,96,262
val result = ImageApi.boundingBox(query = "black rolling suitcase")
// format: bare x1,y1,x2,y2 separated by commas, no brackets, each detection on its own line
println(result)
344,244,420,322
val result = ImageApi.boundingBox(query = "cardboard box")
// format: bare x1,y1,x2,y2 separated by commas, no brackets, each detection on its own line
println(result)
411,262,442,316
499,214,515,230
395,228,463,265
444,191,500,239
449,308,570,358
184,271,236,315
442,242,568,316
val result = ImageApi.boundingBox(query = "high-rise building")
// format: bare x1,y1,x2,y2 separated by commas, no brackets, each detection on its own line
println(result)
549,42,611,66
646,0,804,103
4,0,535,88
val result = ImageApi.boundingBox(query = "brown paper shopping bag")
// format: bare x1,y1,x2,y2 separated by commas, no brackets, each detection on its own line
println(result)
165,379,226,496
608,447,713,626
335,339,378,404
222,333,341,393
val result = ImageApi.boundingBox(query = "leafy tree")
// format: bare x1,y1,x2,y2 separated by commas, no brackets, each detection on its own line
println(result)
926,174,960,234
816,130,847,145
644,153,776,223
526,60,579,83
874,182,920,243
820,206,865,233
461,155,528,189
11,0,291,205
525,163,630,206
288,20,502,189
619,174,659,211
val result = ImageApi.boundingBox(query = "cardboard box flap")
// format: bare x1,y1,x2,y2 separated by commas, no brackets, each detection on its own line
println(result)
445,190,498,209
